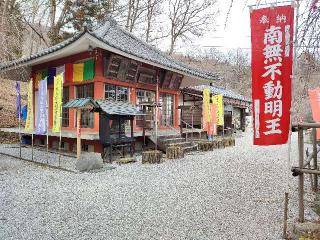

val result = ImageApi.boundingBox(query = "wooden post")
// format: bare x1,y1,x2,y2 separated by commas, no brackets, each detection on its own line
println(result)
180,94,184,137
76,109,81,160
155,78,159,151
142,105,146,148
313,128,318,191
283,192,289,239
298,127,304,222
130,118,134,157
18,109,21,160
58,78,63,167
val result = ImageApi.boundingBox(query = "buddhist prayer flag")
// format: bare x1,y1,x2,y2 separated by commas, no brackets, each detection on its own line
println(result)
52,74,63,133
15,81,21,118
73,63,84,82
308,88,320,140
35,78,48,135
73,59,95,82
35,72,42,88
250,5,294,145
56,65,65,78
65,63,73,82
212,94,224,126
25,80,34,132
47,67,56,85
84,59,95,80
41,69,48,79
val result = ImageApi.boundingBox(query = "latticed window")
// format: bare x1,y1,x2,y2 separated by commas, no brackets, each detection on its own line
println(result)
160,93,174,126
75,84,94,128
104,84,128,102
75,84,94,98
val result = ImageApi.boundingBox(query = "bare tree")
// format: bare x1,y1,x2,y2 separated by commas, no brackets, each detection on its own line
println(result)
167,0,218,55
0,0,24,62
125,0,147,32
145,0,162,42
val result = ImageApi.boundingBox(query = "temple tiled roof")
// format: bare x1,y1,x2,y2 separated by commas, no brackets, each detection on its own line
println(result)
63,98,143,116
63,97,99,109
96,100,143,116
0,17,220,81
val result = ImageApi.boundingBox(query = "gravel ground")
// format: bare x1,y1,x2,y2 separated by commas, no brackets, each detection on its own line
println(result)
0,130,318,240
0,144,78,171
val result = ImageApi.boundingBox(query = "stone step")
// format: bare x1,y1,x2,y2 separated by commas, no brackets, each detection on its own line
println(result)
160,137,185,144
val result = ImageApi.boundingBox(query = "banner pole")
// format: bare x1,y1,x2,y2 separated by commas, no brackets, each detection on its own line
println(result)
58,76,63,167
32,132,34,161
32,80,34,162
18,102,21,160
46,79,49,164
155,77,158,151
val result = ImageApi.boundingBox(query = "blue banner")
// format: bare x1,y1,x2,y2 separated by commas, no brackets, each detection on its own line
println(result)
36,78,48,135
15,81,21,118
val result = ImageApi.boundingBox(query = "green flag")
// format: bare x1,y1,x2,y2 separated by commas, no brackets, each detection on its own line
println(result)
84,59,95,80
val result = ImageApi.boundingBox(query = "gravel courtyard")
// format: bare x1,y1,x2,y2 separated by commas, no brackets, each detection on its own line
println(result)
0,130,317,240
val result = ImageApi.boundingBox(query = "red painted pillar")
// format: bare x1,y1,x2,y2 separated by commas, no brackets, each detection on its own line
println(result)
94,81,105,132
93,48,105,134
174,93,179,128
94,48,104,77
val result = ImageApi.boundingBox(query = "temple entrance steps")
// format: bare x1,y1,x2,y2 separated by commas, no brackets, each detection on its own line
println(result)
149,135,198,154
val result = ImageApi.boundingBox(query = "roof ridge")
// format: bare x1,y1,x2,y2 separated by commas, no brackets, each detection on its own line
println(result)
92,18,219,79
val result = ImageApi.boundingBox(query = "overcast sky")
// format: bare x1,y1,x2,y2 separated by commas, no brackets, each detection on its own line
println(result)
174,0,302,55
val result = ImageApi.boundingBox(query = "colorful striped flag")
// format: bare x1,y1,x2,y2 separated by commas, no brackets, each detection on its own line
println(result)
35,72,42,88
65,63,73,82
47,67,56,85
25,80,34,132
73,63,84,82
84,59,95,80
73,59,95,82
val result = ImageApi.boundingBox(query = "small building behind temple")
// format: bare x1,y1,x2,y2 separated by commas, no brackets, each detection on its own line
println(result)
180,85,252,133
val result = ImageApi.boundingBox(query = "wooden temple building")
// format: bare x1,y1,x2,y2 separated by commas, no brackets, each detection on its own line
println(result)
0,17,222,156
180,85,252,134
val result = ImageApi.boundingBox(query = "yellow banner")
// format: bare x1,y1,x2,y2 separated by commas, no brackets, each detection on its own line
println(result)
73,63,84,82
35,72,42,88
203,89,211,123
212,94,224,125
52,74,63,133
25,80,34,132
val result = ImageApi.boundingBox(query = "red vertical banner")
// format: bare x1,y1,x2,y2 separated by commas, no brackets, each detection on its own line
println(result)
251,5,294,145
308,88,320,139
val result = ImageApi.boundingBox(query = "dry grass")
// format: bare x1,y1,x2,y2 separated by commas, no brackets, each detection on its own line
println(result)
0,78,27,143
